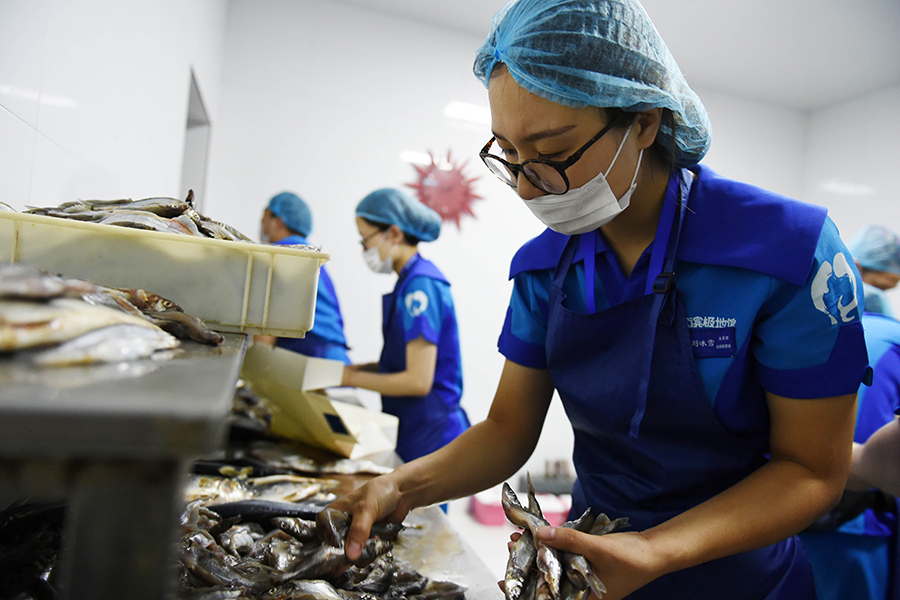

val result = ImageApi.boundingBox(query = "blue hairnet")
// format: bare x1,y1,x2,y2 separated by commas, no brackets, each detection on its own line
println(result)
268,192,312,237
473,0,712,167
355,188,441,243
862,283,894,318
850,225,900,275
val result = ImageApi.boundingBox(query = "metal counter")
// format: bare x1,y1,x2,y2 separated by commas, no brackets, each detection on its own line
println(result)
0,333,503,600
396,505,504,600
0,333,249,600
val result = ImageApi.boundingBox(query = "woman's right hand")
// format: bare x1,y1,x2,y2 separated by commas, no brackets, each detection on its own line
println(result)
325,473,412,561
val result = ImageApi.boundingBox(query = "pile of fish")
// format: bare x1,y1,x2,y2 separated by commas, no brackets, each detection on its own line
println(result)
0,264,222,366
502,478,628,600
21,190,254,242
179,496,466,600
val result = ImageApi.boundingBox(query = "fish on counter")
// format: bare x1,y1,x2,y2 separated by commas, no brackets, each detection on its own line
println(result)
0,264,224,365
0,297,175,353
178,500,466,600
242,440,395,477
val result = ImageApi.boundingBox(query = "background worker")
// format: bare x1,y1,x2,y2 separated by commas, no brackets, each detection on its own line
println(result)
850,224,900,317
327,2,868,599
256,191,350,363
799,223,900,600
342,188,470,466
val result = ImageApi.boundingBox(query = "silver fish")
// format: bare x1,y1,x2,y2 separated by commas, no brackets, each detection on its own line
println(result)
505,530,536,600
317,507,352,548
0,264,98,300
589,513,630,536
146,309,223,346
0,201,16,212
97,210,194,235
271,516,319,541
280,538,392,582
32,323,179,366
0,297,167,351
272,579,346,600
502,483,562,600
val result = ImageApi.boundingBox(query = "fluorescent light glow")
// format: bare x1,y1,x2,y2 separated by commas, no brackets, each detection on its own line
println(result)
817,179,875,197
443,101,491,126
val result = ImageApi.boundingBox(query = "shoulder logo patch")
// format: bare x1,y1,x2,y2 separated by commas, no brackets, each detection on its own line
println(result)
811,252,858,325
405,290,429,318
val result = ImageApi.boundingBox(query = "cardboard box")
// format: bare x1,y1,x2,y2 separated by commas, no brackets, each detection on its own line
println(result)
240,343,398,459
0,210,327,338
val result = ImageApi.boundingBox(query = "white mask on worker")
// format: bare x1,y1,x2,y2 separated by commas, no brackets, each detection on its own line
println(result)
363,244,394,274
522,122,642,236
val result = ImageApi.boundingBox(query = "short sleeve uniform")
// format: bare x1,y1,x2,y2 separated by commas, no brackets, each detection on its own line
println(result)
379,255,469,463
500,167,867,441
273,235,350,363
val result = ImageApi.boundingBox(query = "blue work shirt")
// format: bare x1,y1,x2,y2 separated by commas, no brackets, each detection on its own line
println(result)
379,254,469,463
500,165,867,443
273,235,350,364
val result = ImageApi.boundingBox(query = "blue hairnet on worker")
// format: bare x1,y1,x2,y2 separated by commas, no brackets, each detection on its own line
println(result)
266,192,312,238
473,0,712,167
850,224,900,276
258,191,349,363
355,188,441,243
329,3,868,599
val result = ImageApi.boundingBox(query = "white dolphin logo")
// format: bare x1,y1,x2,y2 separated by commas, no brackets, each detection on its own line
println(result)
811,252,858,325
405,290,429,318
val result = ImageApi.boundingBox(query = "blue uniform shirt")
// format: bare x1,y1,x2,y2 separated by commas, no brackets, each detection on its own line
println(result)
500,166,868,439
379,254,469,463
274,235,350,364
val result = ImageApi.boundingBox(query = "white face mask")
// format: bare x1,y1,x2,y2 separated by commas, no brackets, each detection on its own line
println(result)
363,243,394,274
522,123,643,236
259,227,271,245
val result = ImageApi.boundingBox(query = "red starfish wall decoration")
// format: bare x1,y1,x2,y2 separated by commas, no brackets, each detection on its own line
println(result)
406,150,482,229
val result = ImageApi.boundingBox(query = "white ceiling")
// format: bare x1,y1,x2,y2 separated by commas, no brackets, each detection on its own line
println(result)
330,0,900,111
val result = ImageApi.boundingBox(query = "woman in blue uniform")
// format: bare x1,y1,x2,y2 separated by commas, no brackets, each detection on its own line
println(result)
342,188,470,465
257,191,350,363
329,2,868,598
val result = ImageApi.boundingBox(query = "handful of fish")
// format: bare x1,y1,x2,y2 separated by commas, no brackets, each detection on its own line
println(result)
501,476,629,600
22,190,256,242
178,502,467,600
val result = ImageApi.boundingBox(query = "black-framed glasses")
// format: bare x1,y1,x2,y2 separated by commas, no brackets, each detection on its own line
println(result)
360,229,383,250
479,118,620,195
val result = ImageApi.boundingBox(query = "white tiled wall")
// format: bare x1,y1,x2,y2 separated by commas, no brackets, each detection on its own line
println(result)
2,0,899,481
0,0,227,210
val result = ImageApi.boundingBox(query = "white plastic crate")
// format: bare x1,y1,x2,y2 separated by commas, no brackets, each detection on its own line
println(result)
0,210,328,338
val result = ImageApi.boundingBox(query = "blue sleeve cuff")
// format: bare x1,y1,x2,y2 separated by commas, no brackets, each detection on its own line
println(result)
757,321,870,398
498,307,547,369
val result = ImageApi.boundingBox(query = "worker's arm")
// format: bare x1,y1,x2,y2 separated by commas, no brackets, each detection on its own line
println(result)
330,360,556,560
341,336,436,397
538,391,857,600
847,415,900,496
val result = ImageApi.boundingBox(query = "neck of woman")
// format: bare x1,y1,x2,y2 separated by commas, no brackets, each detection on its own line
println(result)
393,245,419,274
599,158,672,278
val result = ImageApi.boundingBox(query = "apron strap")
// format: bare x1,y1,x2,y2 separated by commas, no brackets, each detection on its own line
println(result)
631,170,693,438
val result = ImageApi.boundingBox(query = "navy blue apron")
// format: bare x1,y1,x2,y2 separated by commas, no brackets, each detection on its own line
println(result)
545,171,815,599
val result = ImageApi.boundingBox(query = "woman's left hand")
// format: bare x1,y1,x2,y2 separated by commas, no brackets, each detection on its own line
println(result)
535,526,664,600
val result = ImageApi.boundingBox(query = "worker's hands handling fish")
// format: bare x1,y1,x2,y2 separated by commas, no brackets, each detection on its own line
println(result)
324,472,411,562
501,476,635,600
